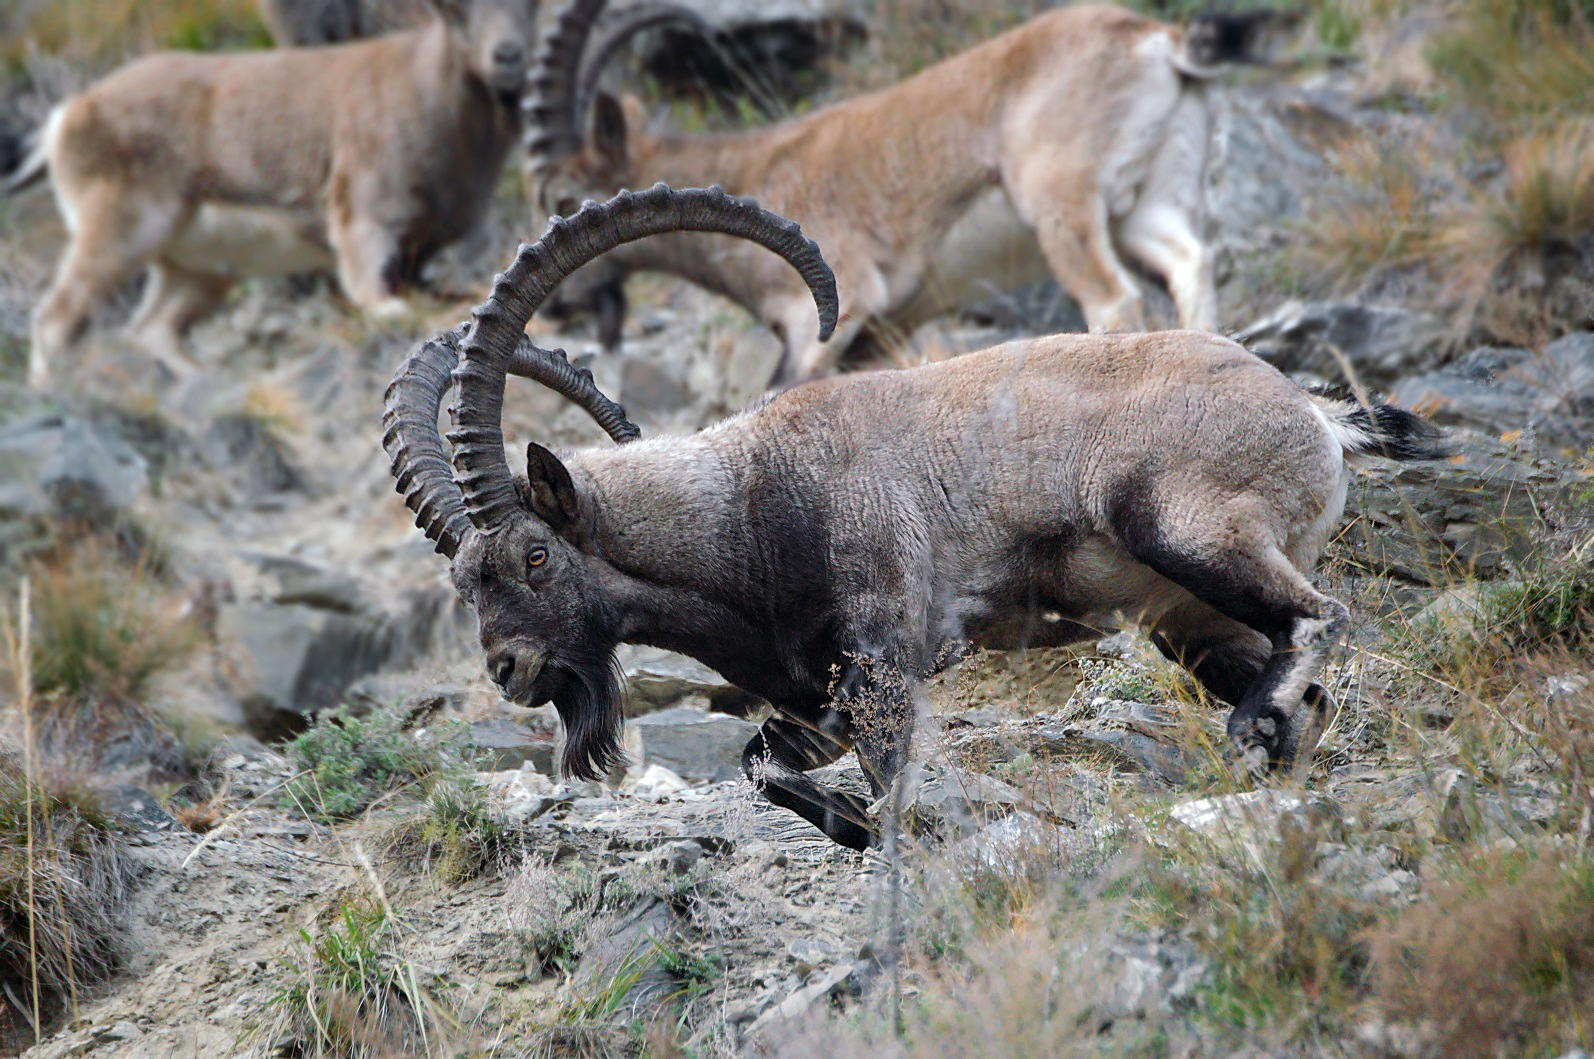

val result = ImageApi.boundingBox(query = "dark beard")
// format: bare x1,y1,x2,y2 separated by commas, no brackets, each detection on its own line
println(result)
549,652,626,781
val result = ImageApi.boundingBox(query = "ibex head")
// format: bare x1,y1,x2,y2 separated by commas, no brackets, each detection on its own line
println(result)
383,185,836,778
430,0,540,97
522,0,715,334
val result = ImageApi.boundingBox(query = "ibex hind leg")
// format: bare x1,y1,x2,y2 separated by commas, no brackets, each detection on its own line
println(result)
742,712,876,851
1005,160,1145,333
31,191,184,388
1149,602,1339,774
1118,509,1348,774
125,261,230,378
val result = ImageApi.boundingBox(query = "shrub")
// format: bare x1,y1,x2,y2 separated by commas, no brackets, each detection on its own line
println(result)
506,859,598,977
279,706,468,821
1370,848,1594,1057
381,781,514,883
0,752,134,1045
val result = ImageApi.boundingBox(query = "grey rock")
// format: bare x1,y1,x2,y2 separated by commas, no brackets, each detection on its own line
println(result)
1340,431,1585,583
629,706,759,782
746,961,862,1038
660,838,704,875
1169,790,1345,868
1236,300,1449,388
204,415,302,500
343,674,469,721
620,356,694,415
218,601,401,729
92,1021,143,1043
470,719,556,774
1101,934,1207,1022
1391,333,1594,451
573,897,681,1015
0,412,146,526
241,552,366,613
1035,702,1193,783
785,938,839,975
617,645,733,713
102,786,175,832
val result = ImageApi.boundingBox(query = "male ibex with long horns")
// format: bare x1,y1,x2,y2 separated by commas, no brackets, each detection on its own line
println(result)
522,0,1271,384
6,0,537,388
385,184,1449,850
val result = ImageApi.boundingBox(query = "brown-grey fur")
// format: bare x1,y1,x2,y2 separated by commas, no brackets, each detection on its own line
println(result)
17,0,537,389
385,186,1449,850
526,0,1271,385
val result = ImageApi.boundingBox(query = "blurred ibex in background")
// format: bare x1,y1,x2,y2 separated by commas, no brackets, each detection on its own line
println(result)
257,0,436,46
385,184,1450,850
525,0,1273,385
257,0,367,45
4,0,538,389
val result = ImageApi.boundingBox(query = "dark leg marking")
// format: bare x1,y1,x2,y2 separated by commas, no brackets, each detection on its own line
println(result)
742,712,875,851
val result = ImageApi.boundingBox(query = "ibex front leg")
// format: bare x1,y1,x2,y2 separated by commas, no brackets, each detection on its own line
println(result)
742,707,876,851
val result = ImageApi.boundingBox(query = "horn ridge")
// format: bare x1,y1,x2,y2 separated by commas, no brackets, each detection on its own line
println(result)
448,184,838,533
382,328,475,558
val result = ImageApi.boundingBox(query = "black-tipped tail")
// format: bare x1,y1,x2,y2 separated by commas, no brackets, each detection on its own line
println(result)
1312,391,1455,462
1177,10,1283,73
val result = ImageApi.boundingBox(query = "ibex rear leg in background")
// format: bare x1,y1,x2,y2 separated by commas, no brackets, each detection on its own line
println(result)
125,261,234,376
30,180,193,387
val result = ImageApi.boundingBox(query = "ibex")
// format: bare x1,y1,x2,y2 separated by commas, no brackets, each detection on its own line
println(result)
6,0,538,389
522,0,1271,385
384,184,1450,850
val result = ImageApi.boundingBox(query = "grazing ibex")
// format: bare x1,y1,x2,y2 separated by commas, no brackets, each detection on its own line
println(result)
8,0,538,389
384,185,1450,850
523,0,1270,385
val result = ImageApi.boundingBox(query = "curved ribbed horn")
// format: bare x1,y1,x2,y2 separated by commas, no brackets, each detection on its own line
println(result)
383,328,475,559
384,326,640,556
575,3,719,119
450,183,838,532
524,0,608,167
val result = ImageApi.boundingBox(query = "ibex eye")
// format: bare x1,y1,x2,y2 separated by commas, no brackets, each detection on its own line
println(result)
526,547,548,569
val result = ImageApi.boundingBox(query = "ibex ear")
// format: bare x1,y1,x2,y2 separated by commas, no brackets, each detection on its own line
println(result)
520,442,581,533
590,92,629,171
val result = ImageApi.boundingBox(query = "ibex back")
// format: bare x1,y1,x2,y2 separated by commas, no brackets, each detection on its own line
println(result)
525,0,1272,385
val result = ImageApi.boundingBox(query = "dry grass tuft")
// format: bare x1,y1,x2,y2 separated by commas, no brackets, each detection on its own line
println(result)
1370,848,1594,1058
0,753,134,1047
1295,135,1439,283
4,543,200,773
1427,0,1594,120
0,585,135,1050
1434,120,1594,345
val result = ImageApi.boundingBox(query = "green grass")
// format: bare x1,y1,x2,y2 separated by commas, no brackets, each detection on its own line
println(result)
381,780,514,883
279,705,470,821
266,898,447,1058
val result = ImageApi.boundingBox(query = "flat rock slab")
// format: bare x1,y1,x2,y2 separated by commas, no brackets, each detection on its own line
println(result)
629,706,759,782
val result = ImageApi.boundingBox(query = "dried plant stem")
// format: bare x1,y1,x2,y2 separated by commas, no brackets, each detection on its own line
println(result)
15,578,42,1045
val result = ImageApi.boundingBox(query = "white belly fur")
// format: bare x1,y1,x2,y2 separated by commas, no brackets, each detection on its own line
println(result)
164,204,334,278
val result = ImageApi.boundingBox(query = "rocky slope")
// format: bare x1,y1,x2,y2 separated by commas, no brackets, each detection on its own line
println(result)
1,3,1592,1055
